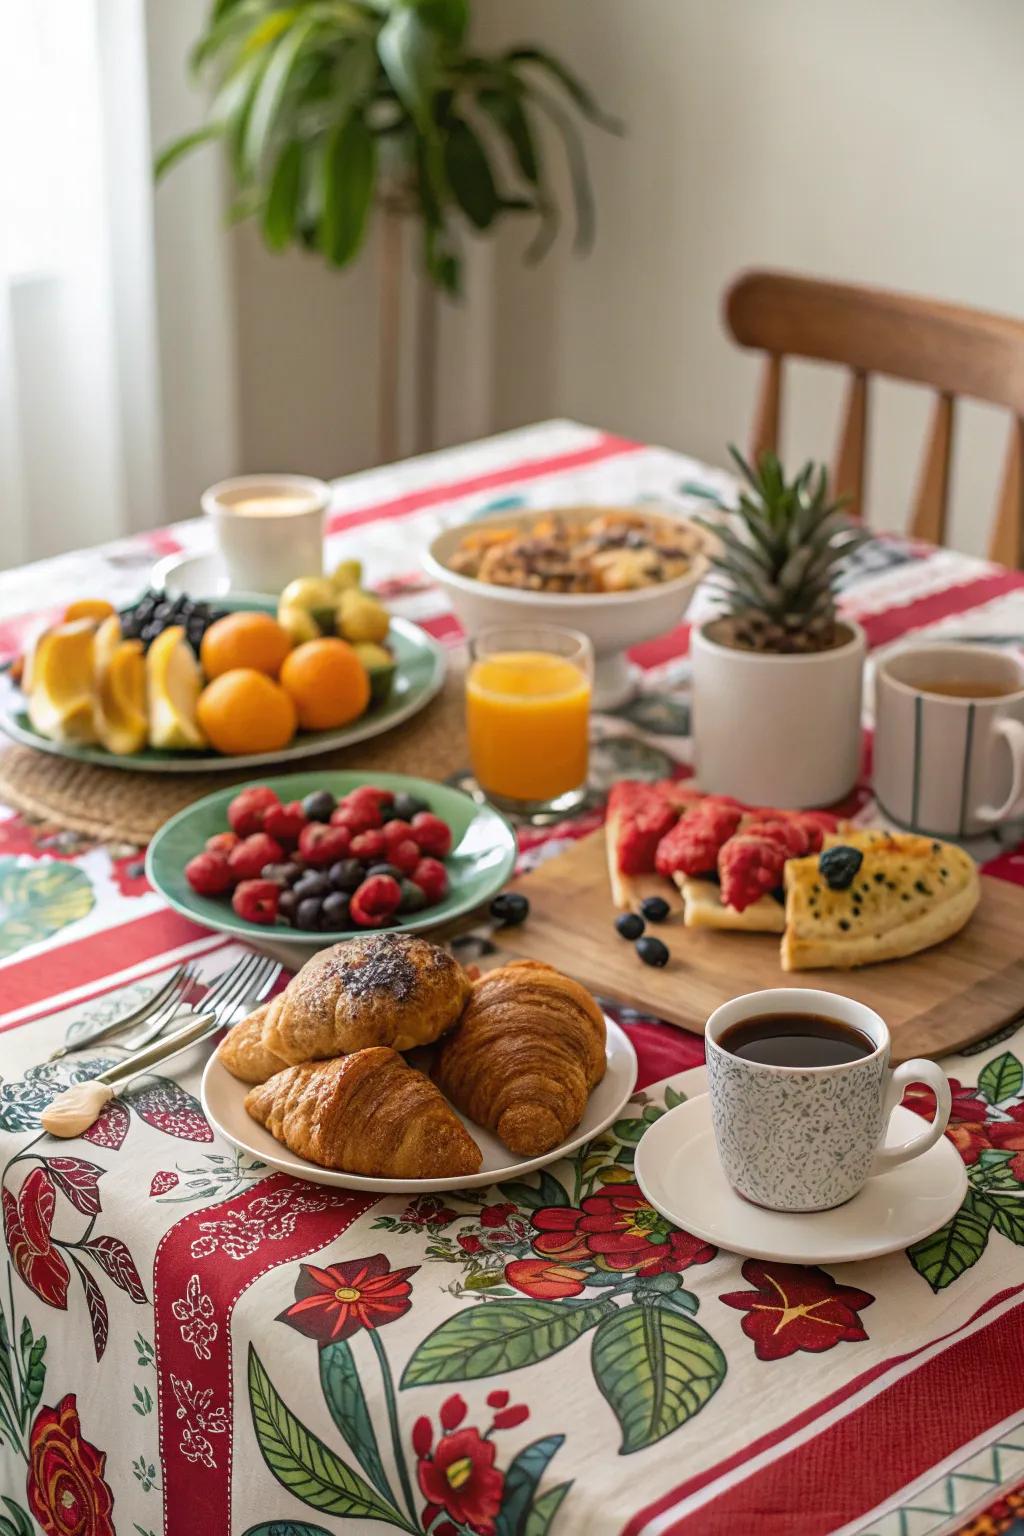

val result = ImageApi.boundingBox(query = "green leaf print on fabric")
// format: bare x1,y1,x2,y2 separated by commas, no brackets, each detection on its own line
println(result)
0,1498,34,1536
242,1525,335,1536
318,1340,394,1508
0,858,93,958
401,1299,613,1387
979,1052,1024,1106
523,1482,573,1536
984,1192,1024,1245
494,1435,564,1536
591,1302,727,1453
248,1347,409,1527
907,1190,995,1291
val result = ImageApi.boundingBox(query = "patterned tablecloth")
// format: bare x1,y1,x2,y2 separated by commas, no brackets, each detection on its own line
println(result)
2,421,1024,1536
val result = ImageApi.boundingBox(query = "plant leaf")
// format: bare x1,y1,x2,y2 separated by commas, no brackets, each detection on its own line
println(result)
526,88,594,253
83,1235,147,1304
154,125,223,182
979,1053,1024,1105
506,47,623,134
244,14,320,178
318,1340,394,1507
401,1299,612,1386
45,1157,104,1217
71,1256,109,1361
321,114,377,267
478,87,539,183
248,1347,405,1524
444,116,498,229
263,141,303,249
494,1436,564,1536
907,1190,994,1291
378,6,437,125
591,1303,726,1453
523,1482,573,1536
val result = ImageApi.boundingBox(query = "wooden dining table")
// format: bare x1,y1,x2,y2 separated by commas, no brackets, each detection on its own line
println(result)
2,421,1024,1536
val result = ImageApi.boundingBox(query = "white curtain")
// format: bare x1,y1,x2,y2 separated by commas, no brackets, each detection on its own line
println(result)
0,0,168,568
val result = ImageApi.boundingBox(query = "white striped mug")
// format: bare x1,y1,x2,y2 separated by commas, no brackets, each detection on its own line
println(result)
873,643,1024,837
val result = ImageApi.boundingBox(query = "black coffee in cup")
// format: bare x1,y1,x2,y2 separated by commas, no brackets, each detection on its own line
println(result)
719,1012,875,1068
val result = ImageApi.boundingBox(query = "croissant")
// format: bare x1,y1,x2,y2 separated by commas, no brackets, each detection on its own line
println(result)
217,1005,289,1085
432,960,606,1156
245,1048,482,1179
259,934,472,1066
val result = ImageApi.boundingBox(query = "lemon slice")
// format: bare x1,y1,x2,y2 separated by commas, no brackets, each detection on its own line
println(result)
147,626,207,751
27,620,100,743
96,636,147,755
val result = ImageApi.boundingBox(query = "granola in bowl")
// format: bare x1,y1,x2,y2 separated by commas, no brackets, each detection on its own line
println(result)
446,508,703,594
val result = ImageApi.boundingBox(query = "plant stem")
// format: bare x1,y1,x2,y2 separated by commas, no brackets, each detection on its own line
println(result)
369,1328,418,1530
6,1267,25,1426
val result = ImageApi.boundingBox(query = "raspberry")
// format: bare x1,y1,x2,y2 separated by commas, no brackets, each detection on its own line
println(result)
205,831,240,856
350,828,387,861
227,786,279,837
185,851,234,895
410,857,448,905
410,812,452,858
228,833,285,881
349,875,402,928
382,818,415,851
345,784,395,813
389,839,422,875
330,802,381,835
232,879,280,925
299,822,353,867
262,800,307,845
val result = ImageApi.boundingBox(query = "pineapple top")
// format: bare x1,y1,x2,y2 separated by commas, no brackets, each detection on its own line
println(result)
698,449,870,653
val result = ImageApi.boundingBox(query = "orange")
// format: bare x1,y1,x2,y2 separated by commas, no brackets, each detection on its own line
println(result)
200,611,291,680
64,598,116,624
279,637,370,731
196,669,296,755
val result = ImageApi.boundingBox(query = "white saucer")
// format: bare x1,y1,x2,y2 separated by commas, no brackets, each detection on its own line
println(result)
151,550,274,603
634,1095,967,1265
201,1019,637,1194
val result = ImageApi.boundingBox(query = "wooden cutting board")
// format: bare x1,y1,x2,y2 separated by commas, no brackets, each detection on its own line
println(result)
492,830,1024,1063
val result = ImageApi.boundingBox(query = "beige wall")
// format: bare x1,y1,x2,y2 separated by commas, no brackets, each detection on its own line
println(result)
230,0,1024,554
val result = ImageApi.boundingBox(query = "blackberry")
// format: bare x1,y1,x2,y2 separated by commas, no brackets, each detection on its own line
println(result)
819,845,864,891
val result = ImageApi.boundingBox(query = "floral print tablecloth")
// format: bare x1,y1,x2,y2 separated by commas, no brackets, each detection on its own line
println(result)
2,421,1024,1536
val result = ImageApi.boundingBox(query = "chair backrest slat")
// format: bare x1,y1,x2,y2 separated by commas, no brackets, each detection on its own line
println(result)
725,270,1024,563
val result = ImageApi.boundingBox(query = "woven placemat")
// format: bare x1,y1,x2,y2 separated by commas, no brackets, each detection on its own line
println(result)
0,653,469,846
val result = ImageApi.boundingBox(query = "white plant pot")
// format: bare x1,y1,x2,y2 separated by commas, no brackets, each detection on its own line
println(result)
691,619,866,808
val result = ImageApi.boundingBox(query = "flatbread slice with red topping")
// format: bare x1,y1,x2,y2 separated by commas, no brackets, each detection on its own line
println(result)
676,876,786,932
781,829,979,970
605,779,693,910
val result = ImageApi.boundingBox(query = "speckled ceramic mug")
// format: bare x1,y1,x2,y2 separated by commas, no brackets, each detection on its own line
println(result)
705,989,951,1212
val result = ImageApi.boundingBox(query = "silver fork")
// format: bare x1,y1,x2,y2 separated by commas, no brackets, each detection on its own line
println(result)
120,952,280,1052
48,964,197,1062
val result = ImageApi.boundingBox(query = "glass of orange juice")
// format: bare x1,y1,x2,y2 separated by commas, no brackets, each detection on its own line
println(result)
466,625,594,819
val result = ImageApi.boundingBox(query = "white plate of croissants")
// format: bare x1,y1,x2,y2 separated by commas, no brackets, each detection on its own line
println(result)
203,933,638,1192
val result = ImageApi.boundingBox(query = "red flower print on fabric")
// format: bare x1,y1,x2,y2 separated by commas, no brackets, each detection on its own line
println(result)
504,1258,588,1299
720,1259,875,1361
416,1397,507,1536
531,1182,716,1274
27,1394,115,1536
903,1077,988,1125
989,1106,1024,1180
2,1168,70,1308
277,1254,417,1344
400,1195,457,1227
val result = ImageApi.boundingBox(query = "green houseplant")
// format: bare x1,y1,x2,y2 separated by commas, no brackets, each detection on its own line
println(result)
158,0,620,455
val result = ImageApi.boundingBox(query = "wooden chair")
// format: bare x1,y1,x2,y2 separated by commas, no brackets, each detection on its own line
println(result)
724,270,1024,566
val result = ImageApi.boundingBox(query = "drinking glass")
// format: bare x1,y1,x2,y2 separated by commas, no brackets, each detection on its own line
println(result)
466,625,593,820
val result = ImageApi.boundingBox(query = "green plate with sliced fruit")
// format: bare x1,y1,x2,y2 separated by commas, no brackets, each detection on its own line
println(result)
146,771,518,946
0,590,445,773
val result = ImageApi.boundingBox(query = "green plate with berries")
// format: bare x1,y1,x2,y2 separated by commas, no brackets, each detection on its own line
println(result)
145,771,518,948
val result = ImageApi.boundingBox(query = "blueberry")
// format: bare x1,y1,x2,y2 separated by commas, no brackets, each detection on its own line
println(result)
328,858,364,893
393,792,430,821
277,861,305,886
261,863,295,884
398,878,427,914
367,862,403,881
302,790,336,823
490,892,530,927
640,896,671,924
615,912,645,940
321,891,351,929
293,872,331,901
819,845,864,891
636,936,669,967
295,897,323,931
277,889,298,922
